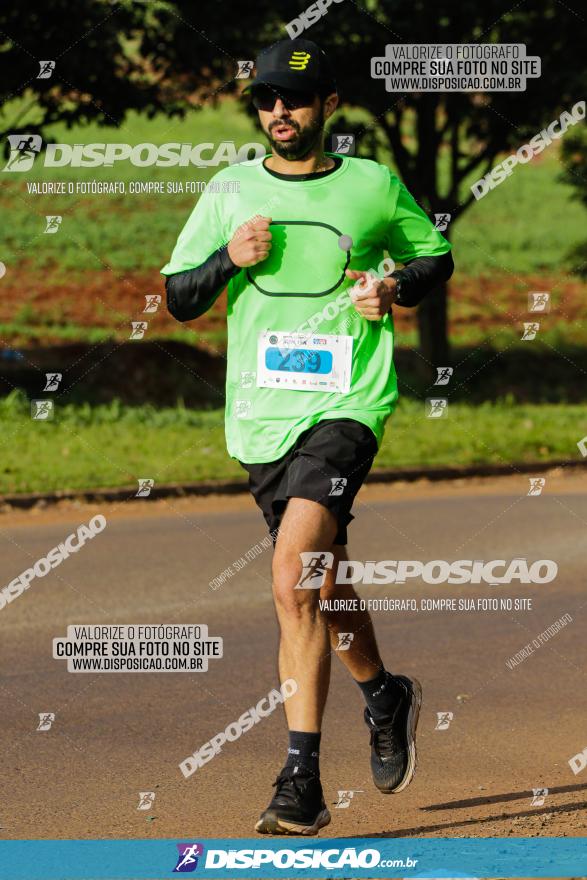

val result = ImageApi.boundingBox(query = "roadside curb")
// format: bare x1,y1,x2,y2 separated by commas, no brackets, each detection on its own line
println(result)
1,459,585,511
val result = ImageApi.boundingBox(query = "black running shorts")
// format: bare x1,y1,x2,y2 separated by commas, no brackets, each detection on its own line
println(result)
239,418,378,545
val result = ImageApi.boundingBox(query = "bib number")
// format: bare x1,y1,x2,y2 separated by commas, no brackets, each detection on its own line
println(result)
257,332,352,393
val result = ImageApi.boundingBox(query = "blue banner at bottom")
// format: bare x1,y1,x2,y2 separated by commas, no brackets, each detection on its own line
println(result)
0,838,586,879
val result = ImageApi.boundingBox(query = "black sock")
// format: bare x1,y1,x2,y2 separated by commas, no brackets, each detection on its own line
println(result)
285,730,321,776
356,666,402,725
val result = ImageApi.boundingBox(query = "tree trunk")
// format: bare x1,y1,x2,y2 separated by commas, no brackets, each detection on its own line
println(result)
417,278,450,375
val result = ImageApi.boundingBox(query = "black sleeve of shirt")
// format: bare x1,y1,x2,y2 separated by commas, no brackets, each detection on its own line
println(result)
166,246,240,322
392,250,454,308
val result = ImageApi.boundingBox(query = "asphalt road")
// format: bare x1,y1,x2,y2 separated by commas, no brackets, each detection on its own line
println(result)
1,474,586,840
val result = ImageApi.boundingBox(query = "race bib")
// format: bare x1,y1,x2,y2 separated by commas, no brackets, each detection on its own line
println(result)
257,331,353,393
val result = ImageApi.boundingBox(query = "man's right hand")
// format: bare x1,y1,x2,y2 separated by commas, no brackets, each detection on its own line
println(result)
227,215,272,268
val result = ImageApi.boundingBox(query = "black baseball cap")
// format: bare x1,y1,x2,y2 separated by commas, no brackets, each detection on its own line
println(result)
246,38,337,95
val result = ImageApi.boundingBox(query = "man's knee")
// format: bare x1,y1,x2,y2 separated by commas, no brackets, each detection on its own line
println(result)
272,547,322,619
272,578,321,621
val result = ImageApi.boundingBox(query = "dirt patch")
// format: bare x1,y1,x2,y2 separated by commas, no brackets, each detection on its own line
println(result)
1,268,225,348
2,270,586,404
2,269,586,348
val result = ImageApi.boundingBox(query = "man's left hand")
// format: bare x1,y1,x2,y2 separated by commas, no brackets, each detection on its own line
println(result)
345,269,398,320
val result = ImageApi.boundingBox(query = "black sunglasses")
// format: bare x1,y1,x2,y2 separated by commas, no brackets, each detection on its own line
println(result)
252,86,317,112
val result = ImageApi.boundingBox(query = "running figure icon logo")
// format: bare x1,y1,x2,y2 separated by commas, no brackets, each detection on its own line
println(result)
435,711,453,730
37,60,56,79
530,787,548,806
130,321,148,340
329,477,347,496
336,632,354,651
426,398,448,418
37,713,55,731
236,60,254,78
521,322,539,341
434,367,453,386
433,213,451,232
332,134,355,155
2,134,42,172
173,843,204,873
44,372,62,391
528,292,550,312
144,294,162,313
334,789,364,809
44,215,62,234
31,400,54,420
296,552,334,589
527,477,546,496
137,792,156,810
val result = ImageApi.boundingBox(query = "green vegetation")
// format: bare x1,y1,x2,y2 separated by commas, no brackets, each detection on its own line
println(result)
2,100,585,494
1,104,585,277
0,391,581,495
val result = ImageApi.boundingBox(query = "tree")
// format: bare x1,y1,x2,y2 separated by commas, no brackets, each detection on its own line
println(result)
561,126,587,277
136,0,585,367
0,0,177,152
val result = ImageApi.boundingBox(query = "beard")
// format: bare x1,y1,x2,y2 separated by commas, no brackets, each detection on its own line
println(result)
266,108,325,160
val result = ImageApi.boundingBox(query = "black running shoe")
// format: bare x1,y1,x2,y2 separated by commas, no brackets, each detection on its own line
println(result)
364,674,422,793
255,766,331,835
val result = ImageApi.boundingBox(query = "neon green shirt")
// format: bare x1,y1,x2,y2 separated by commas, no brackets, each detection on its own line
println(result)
161,155,450,463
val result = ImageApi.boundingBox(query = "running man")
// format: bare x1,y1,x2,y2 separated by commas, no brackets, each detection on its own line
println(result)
162,38,454,835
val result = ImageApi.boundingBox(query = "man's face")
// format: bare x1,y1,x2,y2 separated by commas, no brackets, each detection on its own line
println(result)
253,86,334,160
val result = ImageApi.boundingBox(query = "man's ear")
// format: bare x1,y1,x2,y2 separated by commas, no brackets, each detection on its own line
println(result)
323,92,339,120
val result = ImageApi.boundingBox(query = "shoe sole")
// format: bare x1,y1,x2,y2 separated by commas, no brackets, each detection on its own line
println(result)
377,675,422,794
255,808,331,836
